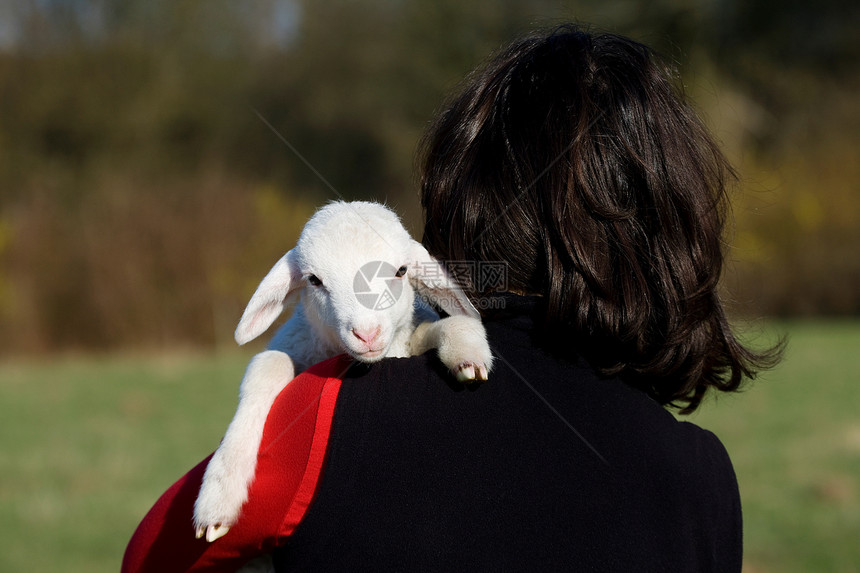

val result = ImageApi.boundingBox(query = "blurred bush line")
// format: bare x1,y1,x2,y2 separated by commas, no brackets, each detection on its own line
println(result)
0,0,857,355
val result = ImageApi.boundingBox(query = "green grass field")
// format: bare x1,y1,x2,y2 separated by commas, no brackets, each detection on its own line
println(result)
688,321,860,572
1,321,858,572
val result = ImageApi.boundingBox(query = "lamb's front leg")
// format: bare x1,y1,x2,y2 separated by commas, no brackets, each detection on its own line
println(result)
410,316,493,382
194,350,296,542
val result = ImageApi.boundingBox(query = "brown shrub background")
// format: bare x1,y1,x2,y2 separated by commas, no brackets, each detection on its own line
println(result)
0,0,858,355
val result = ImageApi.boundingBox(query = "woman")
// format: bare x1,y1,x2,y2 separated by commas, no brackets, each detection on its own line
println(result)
123,24,780,572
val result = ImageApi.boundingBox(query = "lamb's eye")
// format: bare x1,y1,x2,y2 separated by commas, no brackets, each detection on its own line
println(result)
307,275,323,287
395,265,408,278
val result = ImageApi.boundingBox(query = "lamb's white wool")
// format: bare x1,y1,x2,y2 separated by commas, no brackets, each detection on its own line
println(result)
194,201,493,545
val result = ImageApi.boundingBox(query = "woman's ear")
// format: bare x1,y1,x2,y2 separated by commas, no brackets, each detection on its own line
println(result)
407,241,480,319
234,249,303,345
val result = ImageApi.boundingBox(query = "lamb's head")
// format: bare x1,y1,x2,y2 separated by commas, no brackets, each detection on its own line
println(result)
292,201,420,362
234,201,477,363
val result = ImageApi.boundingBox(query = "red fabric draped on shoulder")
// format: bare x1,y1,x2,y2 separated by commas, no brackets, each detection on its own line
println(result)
122,354,353,573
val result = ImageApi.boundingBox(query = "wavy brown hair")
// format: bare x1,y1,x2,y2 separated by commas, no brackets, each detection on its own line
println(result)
419,25,782,413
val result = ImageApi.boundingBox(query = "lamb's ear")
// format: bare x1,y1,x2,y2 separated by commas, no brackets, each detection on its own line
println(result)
234,249,303,345
408,241,480,319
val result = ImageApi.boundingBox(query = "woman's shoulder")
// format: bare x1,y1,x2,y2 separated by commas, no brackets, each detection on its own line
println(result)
296,349,741,570
333,323,736,479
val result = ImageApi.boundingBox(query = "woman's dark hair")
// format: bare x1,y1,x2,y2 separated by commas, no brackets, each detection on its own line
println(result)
419,25,782,413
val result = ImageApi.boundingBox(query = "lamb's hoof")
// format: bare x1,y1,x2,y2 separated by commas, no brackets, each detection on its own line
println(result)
195,523,231,542
454,361,488,383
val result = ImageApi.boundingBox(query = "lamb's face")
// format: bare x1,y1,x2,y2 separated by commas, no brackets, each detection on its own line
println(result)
295,202,419,362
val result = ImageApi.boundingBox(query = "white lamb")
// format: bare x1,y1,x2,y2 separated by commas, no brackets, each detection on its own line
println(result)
194,200,493,543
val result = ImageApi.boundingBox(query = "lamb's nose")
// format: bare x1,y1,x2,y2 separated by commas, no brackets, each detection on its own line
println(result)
352,326,381,345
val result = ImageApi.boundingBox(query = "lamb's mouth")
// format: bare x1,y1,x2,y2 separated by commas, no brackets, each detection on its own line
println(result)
351,347,385,362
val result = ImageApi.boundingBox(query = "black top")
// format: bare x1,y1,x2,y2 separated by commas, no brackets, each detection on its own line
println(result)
273,295,742,572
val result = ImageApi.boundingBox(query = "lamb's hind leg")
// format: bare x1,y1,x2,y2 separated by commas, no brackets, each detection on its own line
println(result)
410,316,493,382
194,350,295,542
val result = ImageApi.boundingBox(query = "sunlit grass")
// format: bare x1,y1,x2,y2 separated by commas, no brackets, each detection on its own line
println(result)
0,321,858,572
0,351,252,573
687,321,860,573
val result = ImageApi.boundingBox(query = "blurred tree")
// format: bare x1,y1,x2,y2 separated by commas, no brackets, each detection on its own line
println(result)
693,0,860,316
0,0,857,353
